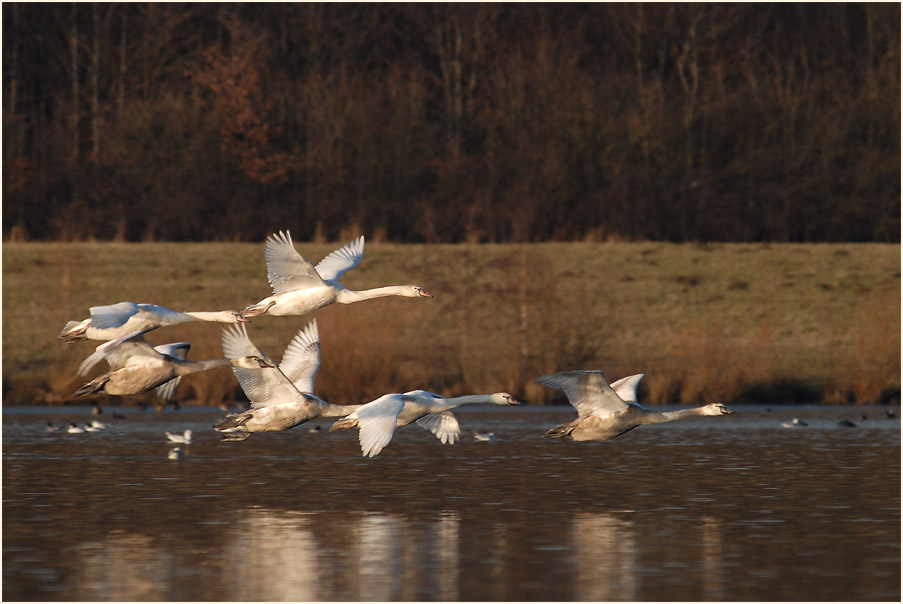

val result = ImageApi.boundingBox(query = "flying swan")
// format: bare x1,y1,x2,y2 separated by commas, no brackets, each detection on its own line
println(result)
330,389,521,457
536,370,733,441
238,231,432,319
74,329,272,398
213,322,387,441
60,301,245,343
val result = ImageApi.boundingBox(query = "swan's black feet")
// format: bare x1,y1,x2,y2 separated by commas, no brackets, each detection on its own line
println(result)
238,301,277,320
221,432,251,442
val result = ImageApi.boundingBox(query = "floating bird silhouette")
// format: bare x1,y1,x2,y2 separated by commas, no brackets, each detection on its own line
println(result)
781,418,808,428
473,431,496,442
238,231,432,319
166,429,193,444
74,330,272,398
168,447,184,460
67,423,85,434
60,301,245,343
536,370,733,441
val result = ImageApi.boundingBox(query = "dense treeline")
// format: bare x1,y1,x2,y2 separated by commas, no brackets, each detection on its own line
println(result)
3,3,900,243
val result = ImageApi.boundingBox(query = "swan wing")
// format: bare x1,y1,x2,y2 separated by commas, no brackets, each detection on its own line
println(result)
78,330,158,376
415,411,461,445
536,370,628,419
402,389,444,402
279,320,320,393
314,236,365,282
155,376,182,401
221,324,301,407
154,342,191,361
264,230,325,295
88,302,141,329
609,373,645,403
354,394,405,457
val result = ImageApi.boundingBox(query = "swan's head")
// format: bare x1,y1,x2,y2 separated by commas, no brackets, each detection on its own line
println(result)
408,286,433,298
232,355,275,369
491,393,521,406
702,402,734,416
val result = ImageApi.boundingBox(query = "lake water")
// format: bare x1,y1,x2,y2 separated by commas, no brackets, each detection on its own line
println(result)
3,404,900,601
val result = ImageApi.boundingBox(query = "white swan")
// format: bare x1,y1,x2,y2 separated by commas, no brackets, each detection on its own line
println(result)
536,370,734,441
59,301,245,343
73,329,273,398
165,429,193,443
329,390,521,456
213,322,364,440
238,231,432,319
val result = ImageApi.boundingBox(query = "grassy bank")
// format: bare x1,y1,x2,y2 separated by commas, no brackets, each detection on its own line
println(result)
2,241,899,407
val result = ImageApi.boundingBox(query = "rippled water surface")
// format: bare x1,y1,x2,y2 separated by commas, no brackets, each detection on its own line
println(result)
3,405,900,601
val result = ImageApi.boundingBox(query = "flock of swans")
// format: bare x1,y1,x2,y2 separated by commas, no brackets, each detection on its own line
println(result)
59,230,734,457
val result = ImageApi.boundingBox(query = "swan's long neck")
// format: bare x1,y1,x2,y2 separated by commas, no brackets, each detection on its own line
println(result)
183,311,240,323
320,403,362,417
336,286,412,304
640,407,708,425
446,394,499,409
175,358,234,376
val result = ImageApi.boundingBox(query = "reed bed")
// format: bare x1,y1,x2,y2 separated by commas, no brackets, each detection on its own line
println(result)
2,241,899,406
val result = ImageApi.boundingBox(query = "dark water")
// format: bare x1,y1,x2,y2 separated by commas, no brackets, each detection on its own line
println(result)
3,405,900,601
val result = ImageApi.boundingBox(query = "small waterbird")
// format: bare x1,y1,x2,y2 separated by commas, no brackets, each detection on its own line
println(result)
67,423,85,434
165,430,193,444
781,418,808,428
473,431,497,442
168,447,184,461
45,422,59,432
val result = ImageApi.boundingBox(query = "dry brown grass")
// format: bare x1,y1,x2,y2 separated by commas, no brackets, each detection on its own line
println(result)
3,241,899,406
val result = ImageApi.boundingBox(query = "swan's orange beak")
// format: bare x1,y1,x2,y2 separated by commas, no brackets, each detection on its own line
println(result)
507,397,522,405
419,289,434,298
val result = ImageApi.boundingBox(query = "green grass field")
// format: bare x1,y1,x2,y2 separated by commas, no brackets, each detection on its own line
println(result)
3,241,899,407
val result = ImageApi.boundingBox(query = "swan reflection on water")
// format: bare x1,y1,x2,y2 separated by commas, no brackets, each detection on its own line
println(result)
68,507,728,601
223,508,461,601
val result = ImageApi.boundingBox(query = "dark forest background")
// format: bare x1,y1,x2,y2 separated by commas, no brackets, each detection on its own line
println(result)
3,3,900,243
